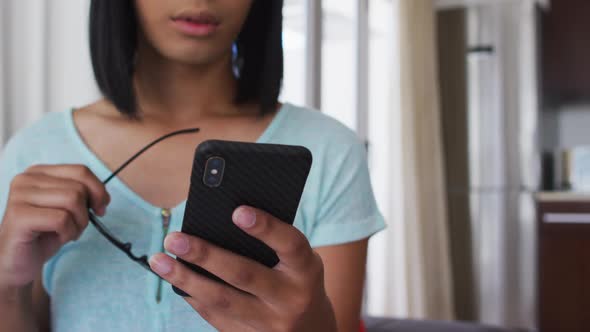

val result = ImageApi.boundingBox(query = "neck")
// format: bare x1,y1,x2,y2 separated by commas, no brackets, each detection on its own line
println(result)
133,40,239,121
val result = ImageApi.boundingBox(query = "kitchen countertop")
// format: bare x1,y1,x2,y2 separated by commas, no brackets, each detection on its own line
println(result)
536,191,590,202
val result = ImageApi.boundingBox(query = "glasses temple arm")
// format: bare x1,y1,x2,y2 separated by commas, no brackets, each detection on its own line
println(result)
103,128,200,185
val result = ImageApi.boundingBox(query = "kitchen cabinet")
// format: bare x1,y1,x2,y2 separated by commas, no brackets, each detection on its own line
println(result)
537,193,590,332
541,0,590,105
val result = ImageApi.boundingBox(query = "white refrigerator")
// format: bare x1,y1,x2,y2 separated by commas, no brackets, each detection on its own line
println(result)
442,1,542,329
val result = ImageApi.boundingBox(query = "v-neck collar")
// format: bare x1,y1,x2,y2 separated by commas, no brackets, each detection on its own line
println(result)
65,104,290,216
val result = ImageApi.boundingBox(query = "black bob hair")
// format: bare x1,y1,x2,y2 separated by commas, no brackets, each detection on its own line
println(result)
89,0,284,117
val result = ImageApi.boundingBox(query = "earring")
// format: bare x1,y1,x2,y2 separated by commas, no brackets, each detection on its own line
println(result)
232,42,244,78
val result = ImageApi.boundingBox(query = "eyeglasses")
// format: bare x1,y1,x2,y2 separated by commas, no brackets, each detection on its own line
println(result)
87,128,200,277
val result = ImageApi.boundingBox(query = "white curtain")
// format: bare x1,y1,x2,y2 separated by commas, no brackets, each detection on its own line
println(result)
0,0,99,143
367,0,454,320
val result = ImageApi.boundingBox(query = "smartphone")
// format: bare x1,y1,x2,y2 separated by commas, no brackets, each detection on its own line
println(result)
173,140,313,296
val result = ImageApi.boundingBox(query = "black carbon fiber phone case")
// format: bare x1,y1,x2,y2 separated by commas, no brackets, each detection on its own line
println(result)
173,140,312,296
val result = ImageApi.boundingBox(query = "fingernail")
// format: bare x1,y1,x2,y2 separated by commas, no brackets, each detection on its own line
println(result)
234,207,256,228
94,206,106,216
166,234,190,255
149,255,172,275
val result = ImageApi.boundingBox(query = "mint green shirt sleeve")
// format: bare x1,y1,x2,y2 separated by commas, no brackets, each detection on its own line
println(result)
307,138,386,247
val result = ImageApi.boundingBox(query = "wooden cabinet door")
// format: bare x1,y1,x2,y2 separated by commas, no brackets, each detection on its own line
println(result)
538,202,590,332
542,0,590,103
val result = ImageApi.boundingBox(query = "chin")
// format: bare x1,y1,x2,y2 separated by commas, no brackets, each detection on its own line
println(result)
162,43,229,66
170,53,217,66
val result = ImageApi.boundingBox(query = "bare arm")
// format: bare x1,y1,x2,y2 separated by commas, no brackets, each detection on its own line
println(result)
0,275,50,332
316,239,368,332
0,285,37,332
0,165,109,332
33,278,51,332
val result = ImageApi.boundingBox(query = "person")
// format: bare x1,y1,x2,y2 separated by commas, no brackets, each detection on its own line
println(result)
0,1,385,331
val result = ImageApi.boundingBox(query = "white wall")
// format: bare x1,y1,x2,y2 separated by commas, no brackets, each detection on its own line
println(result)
541,104,590,150
553,105,590,148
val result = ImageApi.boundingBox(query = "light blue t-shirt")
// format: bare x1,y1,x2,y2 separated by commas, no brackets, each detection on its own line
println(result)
0,103,385,332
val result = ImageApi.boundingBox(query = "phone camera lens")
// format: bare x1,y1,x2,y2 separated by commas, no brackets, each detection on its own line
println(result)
203,157,225,187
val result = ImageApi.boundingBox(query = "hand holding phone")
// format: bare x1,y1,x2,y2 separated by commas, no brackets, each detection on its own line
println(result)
150,203,338,331
148,140,337,330
177,140,312,287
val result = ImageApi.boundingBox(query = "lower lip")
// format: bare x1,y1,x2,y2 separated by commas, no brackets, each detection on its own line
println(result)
171,19,218,37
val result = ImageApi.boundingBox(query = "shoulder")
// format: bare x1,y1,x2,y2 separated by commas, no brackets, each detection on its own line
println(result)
1,99,112,166
1,110,72,170
276,103,365,154
3,111,68,153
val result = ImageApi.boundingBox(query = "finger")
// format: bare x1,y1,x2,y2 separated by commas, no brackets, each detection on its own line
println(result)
10,204,80,244
15,186,90,233
14,173,93,222
232,206,314,270
26,165,110,215
148,253,267,326
164,232,285,302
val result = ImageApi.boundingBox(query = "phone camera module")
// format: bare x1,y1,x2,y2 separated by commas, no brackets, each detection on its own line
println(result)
204,157,225,187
